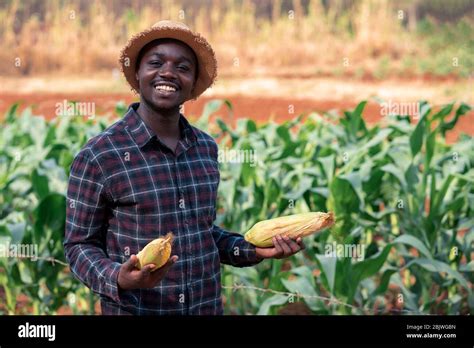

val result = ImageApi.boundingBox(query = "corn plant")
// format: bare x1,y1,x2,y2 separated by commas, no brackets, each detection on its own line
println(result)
205,100,473,315
0,100,472,315
0,104,108,314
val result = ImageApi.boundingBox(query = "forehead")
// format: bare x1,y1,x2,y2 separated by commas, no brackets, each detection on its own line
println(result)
139,39,197,63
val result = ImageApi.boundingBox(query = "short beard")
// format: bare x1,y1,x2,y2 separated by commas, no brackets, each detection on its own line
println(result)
140,91,181,116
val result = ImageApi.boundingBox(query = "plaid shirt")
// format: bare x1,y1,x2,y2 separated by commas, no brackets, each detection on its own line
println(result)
64,103,261,315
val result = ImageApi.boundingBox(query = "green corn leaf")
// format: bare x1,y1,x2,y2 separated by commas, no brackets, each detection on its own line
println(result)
393,234,432,258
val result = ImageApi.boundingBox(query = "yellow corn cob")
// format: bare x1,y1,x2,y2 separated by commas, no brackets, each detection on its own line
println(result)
244,212,335,247
136,232,173,271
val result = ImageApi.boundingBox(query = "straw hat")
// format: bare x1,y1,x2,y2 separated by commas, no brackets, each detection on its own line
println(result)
119,20,218,100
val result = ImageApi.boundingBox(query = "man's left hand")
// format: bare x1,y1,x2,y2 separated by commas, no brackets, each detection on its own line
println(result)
255,235,306,260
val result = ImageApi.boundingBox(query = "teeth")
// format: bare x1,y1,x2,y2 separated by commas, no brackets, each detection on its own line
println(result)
155,85,176,92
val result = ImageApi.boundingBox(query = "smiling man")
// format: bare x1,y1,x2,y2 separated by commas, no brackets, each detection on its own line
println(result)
64,20,305,315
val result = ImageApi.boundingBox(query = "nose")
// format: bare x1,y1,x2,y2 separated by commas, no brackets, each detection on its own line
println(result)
158,62,177,79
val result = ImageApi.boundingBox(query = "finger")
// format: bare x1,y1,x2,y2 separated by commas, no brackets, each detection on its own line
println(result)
152,256,179,275
278,235,292,255
124,255,139,271
144,264,156,272
283,236,300,253
274,236,288,256
272,236,283,257
161,255,179,270
296,237,306,250
138,264,154,279
150,256,179,280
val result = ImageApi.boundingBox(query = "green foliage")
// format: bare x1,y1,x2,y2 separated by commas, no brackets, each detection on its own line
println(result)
0,100,472,315
416,18,474,77
202,99,473,315
0,105,107,314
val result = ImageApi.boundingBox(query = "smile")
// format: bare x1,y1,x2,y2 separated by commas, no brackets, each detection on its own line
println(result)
154,85,177,92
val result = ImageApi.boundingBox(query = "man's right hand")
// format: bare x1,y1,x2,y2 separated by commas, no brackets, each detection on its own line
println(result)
117,254,179,290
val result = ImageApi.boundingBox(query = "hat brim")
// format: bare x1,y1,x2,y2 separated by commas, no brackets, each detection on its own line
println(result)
119,24,217,100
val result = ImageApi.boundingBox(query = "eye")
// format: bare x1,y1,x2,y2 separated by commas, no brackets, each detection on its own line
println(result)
177,65,190,72
149,60,163,66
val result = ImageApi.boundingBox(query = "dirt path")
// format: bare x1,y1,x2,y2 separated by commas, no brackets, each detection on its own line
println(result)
0,92,472,143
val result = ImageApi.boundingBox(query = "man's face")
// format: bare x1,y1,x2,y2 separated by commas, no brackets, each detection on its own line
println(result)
136,39,197,111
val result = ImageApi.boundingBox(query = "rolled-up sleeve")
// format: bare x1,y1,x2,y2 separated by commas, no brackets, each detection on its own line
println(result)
64,149,122,303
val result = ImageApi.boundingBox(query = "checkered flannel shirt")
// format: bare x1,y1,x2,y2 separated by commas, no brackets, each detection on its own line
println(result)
64,103,262,315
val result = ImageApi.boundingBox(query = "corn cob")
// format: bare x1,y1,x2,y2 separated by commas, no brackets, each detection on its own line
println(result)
136,232,173,271
244,212,335,247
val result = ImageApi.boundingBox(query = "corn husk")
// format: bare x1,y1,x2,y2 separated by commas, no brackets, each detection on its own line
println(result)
136,232,173,271
244,212,335,247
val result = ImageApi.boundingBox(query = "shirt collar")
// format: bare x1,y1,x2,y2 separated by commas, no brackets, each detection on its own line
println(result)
125,102,197,149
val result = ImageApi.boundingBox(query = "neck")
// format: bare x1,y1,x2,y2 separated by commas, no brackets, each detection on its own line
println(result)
136,100,181,139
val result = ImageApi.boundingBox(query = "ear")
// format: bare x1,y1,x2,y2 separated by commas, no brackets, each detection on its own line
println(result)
135,72,139,81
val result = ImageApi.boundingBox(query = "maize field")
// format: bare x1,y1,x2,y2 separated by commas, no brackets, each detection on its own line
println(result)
0,99,472,315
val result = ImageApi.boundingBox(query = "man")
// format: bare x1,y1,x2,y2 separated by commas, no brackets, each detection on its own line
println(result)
64,20,305,315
